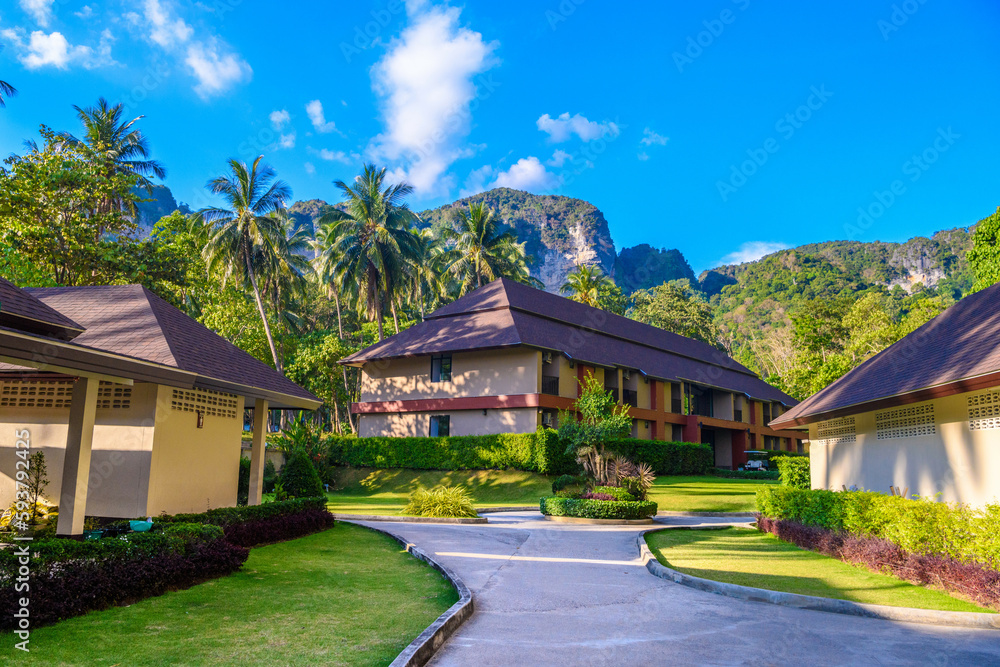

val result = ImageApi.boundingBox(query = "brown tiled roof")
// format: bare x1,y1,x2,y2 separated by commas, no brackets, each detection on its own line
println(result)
342,278,796,404
772,281,1000,428
15,285,318,408
0,277,84,340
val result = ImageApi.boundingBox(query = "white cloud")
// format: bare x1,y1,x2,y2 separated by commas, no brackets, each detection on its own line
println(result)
20,0,55,27
717,241,790,266
309,147,353,164
185,40,251,99
74,5,94,20
304,162,316,175
269,109,290,131
536,112,619,143
278,133,295,149
1,28,104,69
640,127,669,146
305,100,338,133
144,0,193,47
462,157,560,197
637,152,650,161
546,149,572,168
369,2,499,196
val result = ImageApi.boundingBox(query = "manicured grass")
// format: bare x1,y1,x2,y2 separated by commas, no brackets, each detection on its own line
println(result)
326,467,552,515
646,527,992,613
7,524,458,666
647,475,777,512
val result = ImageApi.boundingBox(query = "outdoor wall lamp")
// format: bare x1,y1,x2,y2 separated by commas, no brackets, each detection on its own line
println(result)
482,409,488,416
196,411,204,429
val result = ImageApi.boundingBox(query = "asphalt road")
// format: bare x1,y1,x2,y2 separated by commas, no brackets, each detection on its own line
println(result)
356,512,1000,667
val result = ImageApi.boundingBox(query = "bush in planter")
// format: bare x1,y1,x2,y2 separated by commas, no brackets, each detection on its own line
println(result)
403,486,478,518
539,497,658,520
280,449,325,499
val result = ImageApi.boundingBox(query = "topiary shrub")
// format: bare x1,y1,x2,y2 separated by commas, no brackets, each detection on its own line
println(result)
279,449,325,499
403,486,478,518
539,497,658,520
773,455,811,489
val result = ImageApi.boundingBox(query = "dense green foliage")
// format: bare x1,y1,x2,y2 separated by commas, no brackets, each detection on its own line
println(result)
558,373,633,482
591,485,636,501
279,449,326,498
773,455,811,489
756,486,1000,569
539,496,658,520
627,281,719,346
158,496,329,527
403,485,479,518
968,207,1000,291
613,244,696,293
599,438,713,475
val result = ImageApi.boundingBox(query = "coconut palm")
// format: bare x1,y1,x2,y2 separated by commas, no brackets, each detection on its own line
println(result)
312,219,347,338
318,164,418,341
198,156,293,372
409,228,446,320
0,79,16,107
442,202,535,295
561,264,614,308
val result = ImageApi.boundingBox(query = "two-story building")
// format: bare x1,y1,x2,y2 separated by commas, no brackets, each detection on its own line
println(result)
340,278,805,468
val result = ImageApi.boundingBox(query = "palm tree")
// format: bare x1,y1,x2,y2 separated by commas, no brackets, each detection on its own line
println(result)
319,164,418,341
410,228,445,320
561,264,614,308
198,156,293,372
312,219,347,338
0,79,16,107
442,202,535,295
58,97,165,192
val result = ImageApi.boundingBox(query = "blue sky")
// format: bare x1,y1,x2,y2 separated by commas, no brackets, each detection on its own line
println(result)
1,0,998,273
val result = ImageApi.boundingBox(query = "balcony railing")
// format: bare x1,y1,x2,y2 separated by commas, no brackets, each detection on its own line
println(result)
541,375,560,396
622,389,638,408
734,409,743,422
605,387,619,403
671,398,682,414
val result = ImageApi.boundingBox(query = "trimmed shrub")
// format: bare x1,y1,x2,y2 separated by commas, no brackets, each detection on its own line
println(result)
403,486,478,518
756,486,1000,570
280,449,325,499
221,508,335,548
601,439,713,475
327,428,574,475
772,455,810,489
592,485,636,501
539,497,658,520
756,516,1000,611
711,468,780,480
263,458,278,493
582,492,615,501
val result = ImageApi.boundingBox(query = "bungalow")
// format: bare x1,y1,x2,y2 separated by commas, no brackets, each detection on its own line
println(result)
339,278,805,467
0,278,320,536
770,281,1000,506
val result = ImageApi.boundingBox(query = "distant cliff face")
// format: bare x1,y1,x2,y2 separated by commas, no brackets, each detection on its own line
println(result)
419,188,617,292
134,185,190,234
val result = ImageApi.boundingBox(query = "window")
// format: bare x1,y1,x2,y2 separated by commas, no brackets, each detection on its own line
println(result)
431,355,452,382
429,415,450,437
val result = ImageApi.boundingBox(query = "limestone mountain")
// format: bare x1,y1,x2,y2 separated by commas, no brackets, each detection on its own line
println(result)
134,185,190,234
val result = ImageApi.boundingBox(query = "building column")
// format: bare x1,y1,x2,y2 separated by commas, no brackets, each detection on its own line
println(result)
732,429,748,471
682,415,701,444
248,398,269,506
56,377,99,538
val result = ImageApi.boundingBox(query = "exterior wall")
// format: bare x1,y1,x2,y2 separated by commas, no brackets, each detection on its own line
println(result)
0,381,158,518
358,408,538,437
809,389,1000,506
713,391,734,421
361,348,540,402
713,429,733,467
555,355,576,398
147,385,244,516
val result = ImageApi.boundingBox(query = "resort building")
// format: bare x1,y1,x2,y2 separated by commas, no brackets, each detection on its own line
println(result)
770,281,1000,506
340,278,805,467
0,278,319,536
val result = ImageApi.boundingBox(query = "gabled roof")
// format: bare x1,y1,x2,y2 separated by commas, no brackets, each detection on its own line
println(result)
0,284,319,409
341,278,796,405
0,277,84,340
772,281,1000,428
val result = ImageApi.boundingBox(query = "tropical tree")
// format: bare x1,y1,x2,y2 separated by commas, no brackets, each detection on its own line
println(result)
319,164,418,341
312,219,347,338
968,207,1000,292
443,202,534,294
198,156,294,371
0,79,16,107
628,281,719,345
410,228,445,319
561,263,614,307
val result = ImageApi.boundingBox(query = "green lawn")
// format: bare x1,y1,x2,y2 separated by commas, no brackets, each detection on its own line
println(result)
646,527,992,613
6,524,457,666
647,475,777,512
326,467,552,515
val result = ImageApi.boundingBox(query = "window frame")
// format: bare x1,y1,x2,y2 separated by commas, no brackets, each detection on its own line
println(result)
429,414,450,437
430,354,452,382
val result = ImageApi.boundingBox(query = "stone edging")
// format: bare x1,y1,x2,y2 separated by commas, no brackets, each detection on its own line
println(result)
638,530,1000,630
656,511,755,518
346,521,475,667
544,515,653,525
333,513,487,524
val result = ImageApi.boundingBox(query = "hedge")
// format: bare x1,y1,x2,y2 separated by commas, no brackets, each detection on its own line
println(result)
757,516,1000,611
756,486,1000,571
157,497,334,548
711,468,780,480
327,428,575,475
772,455,810,489
601,439,713,475
539,497,658,520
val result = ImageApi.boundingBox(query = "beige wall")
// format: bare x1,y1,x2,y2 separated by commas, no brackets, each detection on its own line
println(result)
713,390,734,421
358,408,538,438
809,389,1000,506
361,348,540,402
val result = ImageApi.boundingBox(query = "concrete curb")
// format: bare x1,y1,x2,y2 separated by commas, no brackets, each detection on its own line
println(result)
544,515,654,525
656,511,755,518
333,513,487,524
638,531,1000,630
346,521,475,667
476,506,539,513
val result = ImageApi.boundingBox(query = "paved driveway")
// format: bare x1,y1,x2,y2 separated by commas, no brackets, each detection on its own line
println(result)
356,512,1000,667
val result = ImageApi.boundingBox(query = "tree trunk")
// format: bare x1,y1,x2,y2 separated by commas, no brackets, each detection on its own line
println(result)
341,366,356,433
391,301,400,335
246,249,282,373
333,288,344,338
